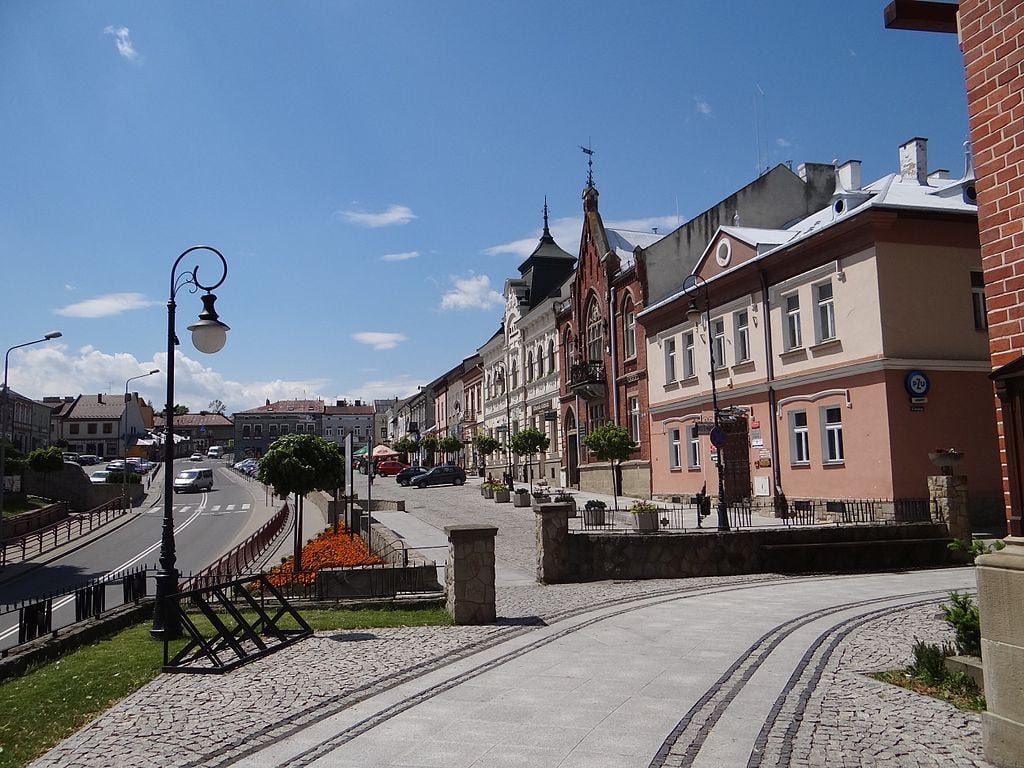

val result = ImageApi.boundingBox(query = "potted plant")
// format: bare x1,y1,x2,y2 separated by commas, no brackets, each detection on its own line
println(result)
583,499,607,526
553,489,577,516
481,480,500,499
494,483,511,503
513,487,531,507
631,499,660,532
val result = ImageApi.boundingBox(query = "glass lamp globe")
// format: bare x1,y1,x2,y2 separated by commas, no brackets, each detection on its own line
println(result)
187,293,230,354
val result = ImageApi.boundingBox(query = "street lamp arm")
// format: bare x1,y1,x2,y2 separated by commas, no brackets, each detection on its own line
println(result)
170,245,228,300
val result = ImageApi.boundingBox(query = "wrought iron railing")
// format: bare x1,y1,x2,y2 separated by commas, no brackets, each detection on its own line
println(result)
1,497,130,567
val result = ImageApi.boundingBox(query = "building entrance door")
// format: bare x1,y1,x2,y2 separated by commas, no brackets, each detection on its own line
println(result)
564,409,579,487
720,416,751,501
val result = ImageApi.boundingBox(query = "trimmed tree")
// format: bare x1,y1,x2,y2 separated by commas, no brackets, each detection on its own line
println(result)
438,435,463,465
256,433,345,571
473,434,500,479
420,435,439,468
392,435,419,464
27,446,63,496
509,427,550,492
582,423,638,511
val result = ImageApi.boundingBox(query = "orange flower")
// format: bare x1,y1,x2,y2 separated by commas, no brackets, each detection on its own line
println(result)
266,525,383,585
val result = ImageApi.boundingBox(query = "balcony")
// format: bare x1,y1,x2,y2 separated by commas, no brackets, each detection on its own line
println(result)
568,361,606,400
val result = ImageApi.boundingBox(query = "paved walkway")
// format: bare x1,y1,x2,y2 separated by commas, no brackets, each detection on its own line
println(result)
28,475,995,768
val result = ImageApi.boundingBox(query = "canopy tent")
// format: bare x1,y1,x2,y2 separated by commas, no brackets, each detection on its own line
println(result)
352,445,369,457
371,444,399,458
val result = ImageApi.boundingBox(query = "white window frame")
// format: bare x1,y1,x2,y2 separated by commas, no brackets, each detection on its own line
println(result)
623,300,637,358
687,424,701,469
665,337,678,383
814,281,836,343
734,310,750,363
971,271,988,330
821,406,844,464
683,332,695,378
784,293,802,350
789,410,810,465
628,396,641,443
712,318,726,369
668,428,681,469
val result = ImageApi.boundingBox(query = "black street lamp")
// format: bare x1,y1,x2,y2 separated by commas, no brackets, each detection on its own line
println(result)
151,246,229,640
1,331,62,516
122,369,159,507
683,274,730,533
493,360,513,483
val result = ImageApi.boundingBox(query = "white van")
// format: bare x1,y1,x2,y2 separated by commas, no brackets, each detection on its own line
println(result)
207,446,223,459
173,468,214,493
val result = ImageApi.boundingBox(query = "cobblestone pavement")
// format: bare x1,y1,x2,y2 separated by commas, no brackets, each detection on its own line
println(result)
27,475,996,767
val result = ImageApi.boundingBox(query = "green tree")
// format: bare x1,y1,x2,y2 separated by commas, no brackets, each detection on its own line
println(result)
510,427,550,491
207,399,226,415
583,423,637,511
473,434,499,479
392,435,420,462
256,433,345,571
438,435,463,465
51,438,68,449
420,435,439,468
163,404,189,416
28,446,63,495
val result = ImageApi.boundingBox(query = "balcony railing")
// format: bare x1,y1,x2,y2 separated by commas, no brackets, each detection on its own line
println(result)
568,361,606,399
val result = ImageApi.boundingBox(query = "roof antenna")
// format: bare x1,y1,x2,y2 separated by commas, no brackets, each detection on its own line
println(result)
579,140,594,187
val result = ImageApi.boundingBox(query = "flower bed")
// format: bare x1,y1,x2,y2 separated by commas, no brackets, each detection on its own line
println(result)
267,526,383,586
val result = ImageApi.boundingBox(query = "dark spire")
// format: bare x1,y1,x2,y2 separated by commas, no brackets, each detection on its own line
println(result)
542,196,551,239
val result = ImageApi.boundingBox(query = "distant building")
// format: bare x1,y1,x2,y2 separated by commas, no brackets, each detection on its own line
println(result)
54,393,150,458
232,399,325,458
322,400,374,451
153,411,233,454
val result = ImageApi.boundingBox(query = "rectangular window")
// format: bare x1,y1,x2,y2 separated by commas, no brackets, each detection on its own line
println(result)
102,422,113,434
822,406,844,463
665,338,677,383
687,424,701,469
87,423,97,434
587,404,605,429
325,427,333,437
269,424,279,437
624,308,637,358
683,332,695,378
281,424,289,434
242,425,251,438
712,319,726,369
668,428,681,469
628,396,641,443
972,271,988,330
789,411,810,465
815,282,836,342
380,427,387,439
785,294,802,350
735,311,750,363
254,424,262,438
70,423,80,435
307,423,315,433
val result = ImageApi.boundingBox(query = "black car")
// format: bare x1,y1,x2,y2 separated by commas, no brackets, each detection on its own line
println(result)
395,466,428,487
412,464,467,488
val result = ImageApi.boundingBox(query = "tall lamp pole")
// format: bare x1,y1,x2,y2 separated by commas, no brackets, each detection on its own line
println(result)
494,361,512,482
1,332,62,516
122,369,159,508
151,246,229,640
683,274,730,533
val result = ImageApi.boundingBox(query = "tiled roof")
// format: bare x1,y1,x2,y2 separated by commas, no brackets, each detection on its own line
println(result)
153,413,233,428
236,399,326,415
323,405,374,415
67,395,125,420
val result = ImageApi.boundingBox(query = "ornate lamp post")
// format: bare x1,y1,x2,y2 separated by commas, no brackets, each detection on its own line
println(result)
683,274,730,532
1,331,62,516
493,360,513,482
121,369,159,507
151,246,229,640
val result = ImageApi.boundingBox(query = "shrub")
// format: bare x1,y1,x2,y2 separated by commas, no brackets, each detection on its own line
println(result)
909,639,951,686
947,537,1006,561
630,500,657,513
585,499,607,511
942,591,982,657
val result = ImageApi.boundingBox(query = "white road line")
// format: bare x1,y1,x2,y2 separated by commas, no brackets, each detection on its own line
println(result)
0,496,210,642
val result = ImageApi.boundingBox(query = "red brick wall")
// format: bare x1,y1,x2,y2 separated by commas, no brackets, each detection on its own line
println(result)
961,0,1024,533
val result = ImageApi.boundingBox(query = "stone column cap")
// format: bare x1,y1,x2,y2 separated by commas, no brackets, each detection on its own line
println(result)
534,502,572,515
977,536,1024,569
444,524,498,538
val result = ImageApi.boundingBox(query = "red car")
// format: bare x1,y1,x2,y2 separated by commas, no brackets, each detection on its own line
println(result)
375,460,408,476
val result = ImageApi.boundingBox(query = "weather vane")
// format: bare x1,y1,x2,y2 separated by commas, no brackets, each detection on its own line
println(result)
579,140,594,187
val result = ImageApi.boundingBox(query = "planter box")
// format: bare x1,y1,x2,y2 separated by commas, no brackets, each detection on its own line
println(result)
513,492,531,508
632,509,659,532
583,507,606,526
482,488,494,499
494,489,510,503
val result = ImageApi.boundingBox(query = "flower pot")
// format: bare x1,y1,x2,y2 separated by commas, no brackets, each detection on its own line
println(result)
513,491,531,507
483,488,494,499
583,507,606,526
494,488,510,503
633,509,659,532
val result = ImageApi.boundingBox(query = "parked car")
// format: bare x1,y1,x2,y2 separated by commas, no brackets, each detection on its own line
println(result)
173,467,214,493
395,466,428,486
77,454,100,466
90,470,111,484
412,464,467,488
106,460,126,471
207,446,223,459
62,452,80,464
376,460,408,477
189,453,204,462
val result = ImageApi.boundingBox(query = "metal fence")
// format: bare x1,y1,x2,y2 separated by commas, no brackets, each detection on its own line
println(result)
180,503,291,590
1,497,130,567
573,499,754,533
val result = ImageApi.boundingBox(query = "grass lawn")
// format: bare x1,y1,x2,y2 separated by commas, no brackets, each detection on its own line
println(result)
0,604,450,768
1,497,50,519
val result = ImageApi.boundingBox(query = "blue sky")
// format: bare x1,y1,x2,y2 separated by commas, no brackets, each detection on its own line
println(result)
0,1,969,414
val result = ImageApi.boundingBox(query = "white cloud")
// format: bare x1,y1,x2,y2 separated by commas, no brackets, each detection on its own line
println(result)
104,26,140,61
64,284,76,291
440,274,503,311
352,332,406,350
695,98,712,116
339,375,425,403
54,292,159,318
776,138,792,148
338,204,416,228
380,251,419,262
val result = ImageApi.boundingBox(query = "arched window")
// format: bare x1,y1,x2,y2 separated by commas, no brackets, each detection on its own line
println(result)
536,345,544,378
511,359,519,389
564,330,574,374
586,300,604,362
526,351,534,382
547,340,556,375
623,295,637,358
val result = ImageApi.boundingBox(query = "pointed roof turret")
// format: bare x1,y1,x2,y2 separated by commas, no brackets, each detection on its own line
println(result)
512,198,576,308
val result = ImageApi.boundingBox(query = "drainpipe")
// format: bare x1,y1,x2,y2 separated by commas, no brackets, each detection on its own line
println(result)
759,269,783,495
609,283,620,424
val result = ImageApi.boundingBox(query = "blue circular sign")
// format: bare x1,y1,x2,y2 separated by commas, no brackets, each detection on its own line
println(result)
904,370,930,397
710,426,727,448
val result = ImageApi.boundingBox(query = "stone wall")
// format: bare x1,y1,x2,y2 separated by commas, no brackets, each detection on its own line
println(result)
1,502,68,537
578,459,651,499
22,466,142,511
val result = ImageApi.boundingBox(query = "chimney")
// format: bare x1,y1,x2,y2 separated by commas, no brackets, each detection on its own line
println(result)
97,393,103,404
899,137,928,184
836,160,862,192
355,399,363,406
265,398,271,406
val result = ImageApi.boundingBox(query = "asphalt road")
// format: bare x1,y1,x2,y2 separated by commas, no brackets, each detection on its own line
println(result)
0,461,277,651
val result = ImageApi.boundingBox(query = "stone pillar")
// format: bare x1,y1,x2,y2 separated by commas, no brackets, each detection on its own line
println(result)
535,502,571,584
928,474,971,544
977,538,1024,768
444,524,497,625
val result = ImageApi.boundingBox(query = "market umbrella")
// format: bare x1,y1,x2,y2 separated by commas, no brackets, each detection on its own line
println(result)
352,445,369,457
371,444,399,458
